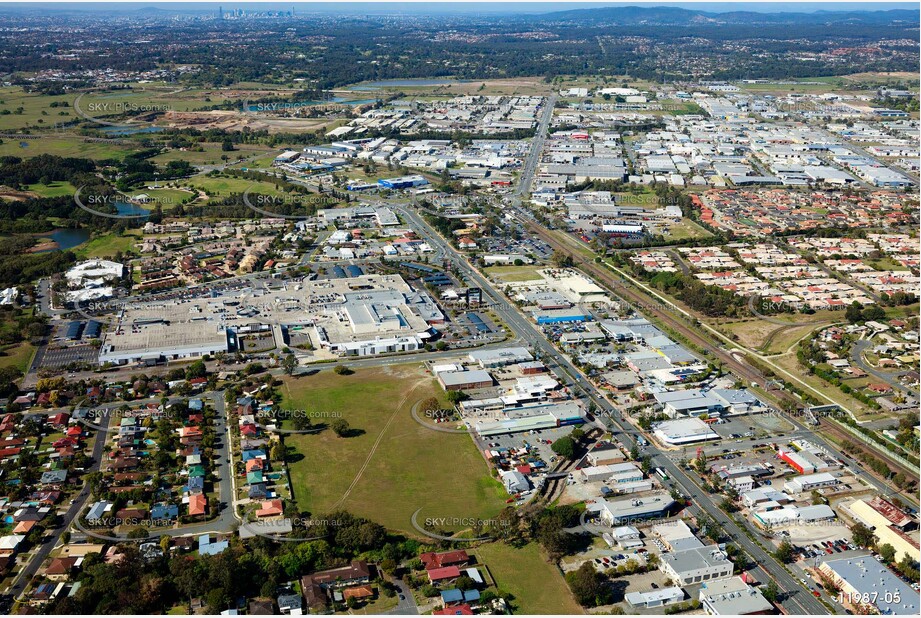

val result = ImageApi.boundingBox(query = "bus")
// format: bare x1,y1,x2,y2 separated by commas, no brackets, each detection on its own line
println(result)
655,467,669,481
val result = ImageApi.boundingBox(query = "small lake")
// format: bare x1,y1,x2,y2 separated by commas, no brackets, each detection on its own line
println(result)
347,78,470,91
114,200,151,217
35,228,91,253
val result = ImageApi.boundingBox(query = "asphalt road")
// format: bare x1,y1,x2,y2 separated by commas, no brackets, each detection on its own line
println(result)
392,99,833,614
7,403,111,601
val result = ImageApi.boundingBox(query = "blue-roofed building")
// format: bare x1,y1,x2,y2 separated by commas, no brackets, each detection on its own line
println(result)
86,500,110,522
242,449,266,462
440,589,464,604
188,399,204,411
65,321,84,341
150,504,179,521
330,265,346,279
248,483,268,500
463,590,480,602
345,265,363,277
186,476,205,493
198,534,230,556
399,262,436,273
466,313,489,332
378,175,429,190
84,320,101,339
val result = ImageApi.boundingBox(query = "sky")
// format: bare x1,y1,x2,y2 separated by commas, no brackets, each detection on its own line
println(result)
0,1,916,15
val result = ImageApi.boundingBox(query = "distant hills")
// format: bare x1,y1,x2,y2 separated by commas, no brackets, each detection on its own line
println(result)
533,5,920,26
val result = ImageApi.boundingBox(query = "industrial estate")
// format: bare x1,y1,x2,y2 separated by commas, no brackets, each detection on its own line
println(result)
0,1,917,616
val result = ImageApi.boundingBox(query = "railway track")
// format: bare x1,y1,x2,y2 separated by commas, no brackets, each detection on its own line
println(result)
521,219,920,486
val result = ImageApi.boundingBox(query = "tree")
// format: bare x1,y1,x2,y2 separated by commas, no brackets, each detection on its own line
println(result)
845,301,864,324
774,540,794,564
333,365,353,375
878,543,896,564
762,580,780,603
282,354,298,375
851,522,876,549
565,562,612,607
331,418,350,437
551,436,576,459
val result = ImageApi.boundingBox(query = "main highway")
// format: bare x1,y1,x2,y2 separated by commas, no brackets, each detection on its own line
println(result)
392,205,828,615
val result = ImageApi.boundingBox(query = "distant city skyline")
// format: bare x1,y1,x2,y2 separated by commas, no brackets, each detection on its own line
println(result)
0,1,916,15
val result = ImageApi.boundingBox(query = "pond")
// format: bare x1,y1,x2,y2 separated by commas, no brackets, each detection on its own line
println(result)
34,228,92,253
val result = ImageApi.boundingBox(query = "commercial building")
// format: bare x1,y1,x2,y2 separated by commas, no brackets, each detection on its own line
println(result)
592,492,676,526
578,462,643,484
625,587,685,609
752,504,835,528
378,175,429,190
474,402,584,437
699,576,774,615
652,417,721,446
99,302,230,366
818,555,919,615
659,544,733,586
467,347,533,368
437,369,494,392
654,390,725,418
783,472,840,494
849,497,920,563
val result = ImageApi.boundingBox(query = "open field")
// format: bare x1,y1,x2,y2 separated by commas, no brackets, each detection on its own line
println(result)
475,542,583,615
0,342,36,374
180,175,289,199
0,87,76,132
74,232,142,259
150,142,274,166
662,218,713,241
485,264,543,282
25,181,76,198
280,364,506,535
773,353,875,418
0,136,137,160
719,312,841,354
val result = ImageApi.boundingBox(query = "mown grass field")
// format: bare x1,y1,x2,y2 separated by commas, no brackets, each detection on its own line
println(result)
150,142,273,166
486,264,544,282
74,232,142,259
475,542,583,615
181,175,289,199
0,136,137,160
280,364,507,535
0,342,36,374
25,181,76,198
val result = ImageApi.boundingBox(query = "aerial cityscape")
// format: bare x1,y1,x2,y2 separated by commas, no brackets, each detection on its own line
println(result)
0,0,917,615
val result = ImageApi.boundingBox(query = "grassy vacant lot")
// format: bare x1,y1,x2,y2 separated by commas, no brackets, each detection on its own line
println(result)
0,87,76,132
280,364,506,535
181,175,288,199
663,218,713,241
25,181,76,198
0,342,36,374
0,136,137,160
150,142,273,167
74,232,142,259
475,542,583,615
719,313,840,354
486,264,543,282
